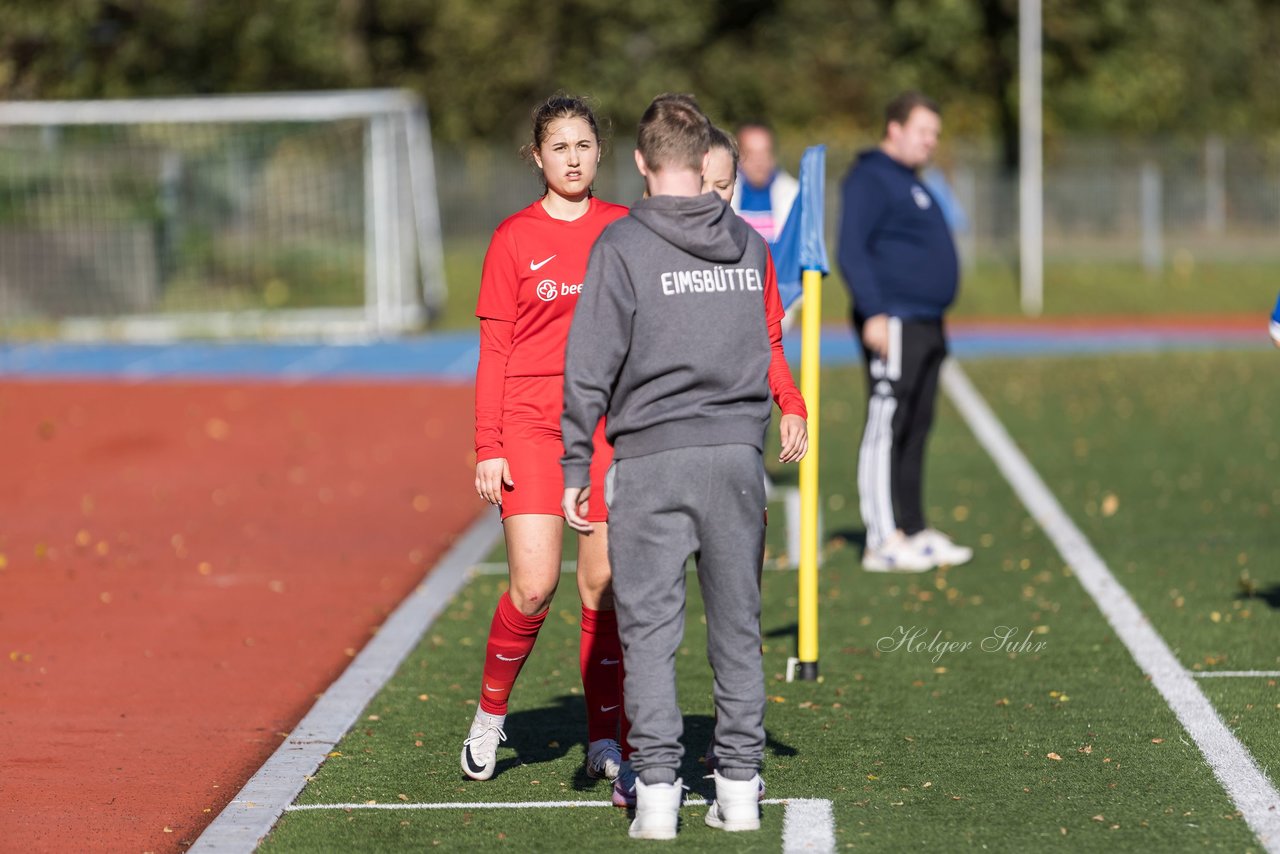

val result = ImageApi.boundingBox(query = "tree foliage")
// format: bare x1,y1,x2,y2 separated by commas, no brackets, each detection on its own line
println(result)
2,0,1277,166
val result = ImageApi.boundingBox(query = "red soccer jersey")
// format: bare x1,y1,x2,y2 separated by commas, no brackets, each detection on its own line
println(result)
476,197,629,377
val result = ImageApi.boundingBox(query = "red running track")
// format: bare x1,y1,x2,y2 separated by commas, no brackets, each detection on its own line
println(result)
0,381,482,853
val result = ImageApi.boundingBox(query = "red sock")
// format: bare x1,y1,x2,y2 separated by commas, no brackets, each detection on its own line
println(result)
478,593,547,716
580,606,624,743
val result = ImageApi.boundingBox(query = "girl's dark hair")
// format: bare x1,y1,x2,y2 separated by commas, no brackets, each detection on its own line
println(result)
520,93,605,163
708,124,739,169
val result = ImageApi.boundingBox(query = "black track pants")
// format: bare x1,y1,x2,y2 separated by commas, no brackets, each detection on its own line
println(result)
854,316,947,550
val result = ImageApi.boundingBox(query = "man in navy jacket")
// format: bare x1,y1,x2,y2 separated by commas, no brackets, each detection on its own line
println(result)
837,91,974,573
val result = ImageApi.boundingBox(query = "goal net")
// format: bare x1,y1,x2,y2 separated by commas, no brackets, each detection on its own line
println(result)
0,90,446,341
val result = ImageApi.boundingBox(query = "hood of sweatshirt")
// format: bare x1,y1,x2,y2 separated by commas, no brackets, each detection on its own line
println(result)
628,192,750,264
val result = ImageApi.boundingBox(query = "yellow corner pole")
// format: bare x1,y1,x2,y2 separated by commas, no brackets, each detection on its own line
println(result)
796,267,822,680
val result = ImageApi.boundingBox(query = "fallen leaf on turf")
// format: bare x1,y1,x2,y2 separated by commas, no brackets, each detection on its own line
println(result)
328,751,342,757
1078,745,1093,754
1092,815,1105,822
1152,738,1164,744
398,794,409,801
1047,752,1062,761
995,697,1009,707
1101,493,1119,516
418,694,429,701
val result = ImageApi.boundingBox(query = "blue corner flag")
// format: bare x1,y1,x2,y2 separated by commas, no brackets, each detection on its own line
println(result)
770,145,829,310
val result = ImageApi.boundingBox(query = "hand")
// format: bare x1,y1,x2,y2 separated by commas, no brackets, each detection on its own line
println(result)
778,413,808,462
562,486,594,534
861,313,889,359
475,458,513,505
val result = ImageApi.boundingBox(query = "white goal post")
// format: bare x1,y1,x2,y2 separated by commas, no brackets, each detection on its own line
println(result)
0,89,447,340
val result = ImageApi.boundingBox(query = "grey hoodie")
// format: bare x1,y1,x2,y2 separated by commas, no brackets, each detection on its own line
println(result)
561,192,774,488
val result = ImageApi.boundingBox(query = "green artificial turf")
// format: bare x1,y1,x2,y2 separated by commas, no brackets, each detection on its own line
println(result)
261,352,1274,851
435,237,1280,330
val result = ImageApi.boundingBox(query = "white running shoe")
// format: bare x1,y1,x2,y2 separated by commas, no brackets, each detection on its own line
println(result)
862,531,935,573
910,528,974,567
612,760,637,808
460,709,506,781
629,777,683,840
586,738,622,782
704,770,763,832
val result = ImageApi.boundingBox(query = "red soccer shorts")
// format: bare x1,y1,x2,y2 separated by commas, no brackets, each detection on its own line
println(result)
499,375,612,523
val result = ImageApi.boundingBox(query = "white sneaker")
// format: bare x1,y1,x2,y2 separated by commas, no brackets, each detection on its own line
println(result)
629,777,683,840
910,528,974,567
702,747,766,800
862,531,935,573
460,709,506,781
586,738,622,782
704,770,762,832
612,760,637,808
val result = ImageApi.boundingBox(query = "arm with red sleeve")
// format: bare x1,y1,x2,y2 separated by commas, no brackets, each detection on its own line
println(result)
474,318,513,462
763,253,807,418
473,229,519,503
762,253,808,463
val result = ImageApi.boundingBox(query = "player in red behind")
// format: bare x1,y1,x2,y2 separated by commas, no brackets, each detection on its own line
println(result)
463,94,629,785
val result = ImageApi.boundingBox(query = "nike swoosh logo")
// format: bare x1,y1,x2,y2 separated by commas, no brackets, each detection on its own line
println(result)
600,658,619,666
484,683,503,692
600,704,620,712
529,254,556,271
463,744,488,776
495,653,526,662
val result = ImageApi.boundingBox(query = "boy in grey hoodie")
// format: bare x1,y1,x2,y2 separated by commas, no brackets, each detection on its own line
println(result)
561,95,777,840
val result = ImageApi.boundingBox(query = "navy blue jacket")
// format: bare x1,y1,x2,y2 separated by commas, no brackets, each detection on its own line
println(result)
837,149,958,321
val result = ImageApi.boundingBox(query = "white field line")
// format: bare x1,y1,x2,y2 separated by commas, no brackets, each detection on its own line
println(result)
782,798,836,853
941,359,1280,853
189,512,503,854
284,798,835,852
1191,671,1280,678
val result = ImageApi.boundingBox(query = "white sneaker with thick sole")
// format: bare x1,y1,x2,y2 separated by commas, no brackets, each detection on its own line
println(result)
862,531,935,573
629,778,683,840
705,770,763,832
910,528,974,567
586,738,622,782
460,709,506,781
702,747,766,800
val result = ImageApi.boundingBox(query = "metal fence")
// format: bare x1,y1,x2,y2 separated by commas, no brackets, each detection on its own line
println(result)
434,136,1280,271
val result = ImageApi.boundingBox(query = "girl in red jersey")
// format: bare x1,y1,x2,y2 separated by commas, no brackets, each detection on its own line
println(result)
463,94,629,785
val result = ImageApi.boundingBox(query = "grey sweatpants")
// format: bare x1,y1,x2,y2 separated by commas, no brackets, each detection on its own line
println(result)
606,443,766,783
